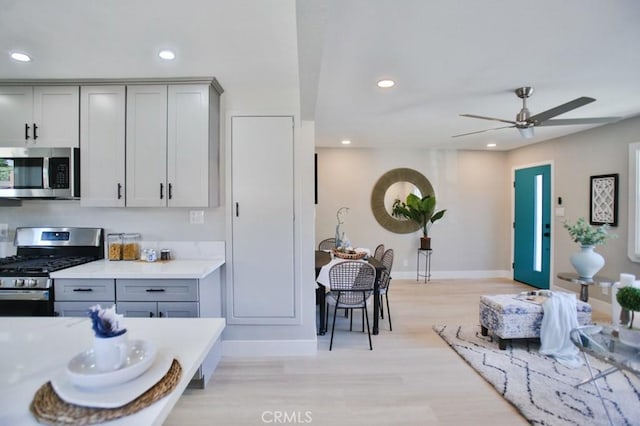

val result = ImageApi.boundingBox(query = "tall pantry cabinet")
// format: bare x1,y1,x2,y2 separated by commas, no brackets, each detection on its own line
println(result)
229,116,296,324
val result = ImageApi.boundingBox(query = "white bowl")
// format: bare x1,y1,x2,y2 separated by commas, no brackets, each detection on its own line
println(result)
66,339,157,389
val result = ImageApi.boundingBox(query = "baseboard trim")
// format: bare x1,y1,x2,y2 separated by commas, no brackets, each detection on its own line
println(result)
394,270,512,280
222,339,317,357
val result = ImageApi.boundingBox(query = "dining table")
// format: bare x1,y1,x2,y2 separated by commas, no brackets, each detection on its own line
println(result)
315,250,386,336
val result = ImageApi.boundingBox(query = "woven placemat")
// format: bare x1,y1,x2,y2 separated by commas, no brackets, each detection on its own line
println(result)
29,359,182,426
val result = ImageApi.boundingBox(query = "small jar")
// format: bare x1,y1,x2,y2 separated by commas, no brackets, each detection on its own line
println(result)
122,233,141,261
160,249,171,261
147,249,158,262
107,233,123,261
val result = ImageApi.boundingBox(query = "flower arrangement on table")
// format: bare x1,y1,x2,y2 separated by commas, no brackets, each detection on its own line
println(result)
562,217,615,246
89,304,127,338
335,206,350,248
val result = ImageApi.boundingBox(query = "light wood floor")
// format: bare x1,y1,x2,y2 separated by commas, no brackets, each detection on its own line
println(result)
165,278,608,426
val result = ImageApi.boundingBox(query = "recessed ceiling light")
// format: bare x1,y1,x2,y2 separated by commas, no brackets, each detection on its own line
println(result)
158,50,175,60
377,79,395,88
10,52,31,62
341,140,352,145
486,143,497,148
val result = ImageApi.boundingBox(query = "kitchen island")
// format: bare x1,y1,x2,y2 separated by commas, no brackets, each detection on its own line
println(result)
0,316,225,426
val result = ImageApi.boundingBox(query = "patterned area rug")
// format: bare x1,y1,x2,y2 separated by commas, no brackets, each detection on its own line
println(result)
433,324,640,426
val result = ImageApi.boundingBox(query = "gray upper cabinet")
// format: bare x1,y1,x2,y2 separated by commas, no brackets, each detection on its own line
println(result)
126,84,219,207
0,86,79,147
229,115,295,324
80,85,126,207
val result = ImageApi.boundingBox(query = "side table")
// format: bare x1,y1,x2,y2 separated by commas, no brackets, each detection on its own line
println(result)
556,272,613,302
417,248,432,283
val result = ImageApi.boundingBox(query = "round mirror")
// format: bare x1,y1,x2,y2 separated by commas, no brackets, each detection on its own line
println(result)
371,168,434,234
383,181,423,216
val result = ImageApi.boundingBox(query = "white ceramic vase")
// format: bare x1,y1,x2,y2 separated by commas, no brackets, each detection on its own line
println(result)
570,245,605,279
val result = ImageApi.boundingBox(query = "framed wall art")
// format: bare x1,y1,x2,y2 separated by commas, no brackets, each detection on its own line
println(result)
590,173,618,226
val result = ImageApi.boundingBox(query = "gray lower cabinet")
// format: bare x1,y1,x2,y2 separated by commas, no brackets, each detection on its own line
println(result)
116,301,198,318
115,279,199,318
53,279,116,317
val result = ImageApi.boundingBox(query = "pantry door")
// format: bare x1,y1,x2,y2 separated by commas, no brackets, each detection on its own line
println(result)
513,164,551,289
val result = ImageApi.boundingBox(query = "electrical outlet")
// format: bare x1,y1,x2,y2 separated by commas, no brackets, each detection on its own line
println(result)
189,210,204,224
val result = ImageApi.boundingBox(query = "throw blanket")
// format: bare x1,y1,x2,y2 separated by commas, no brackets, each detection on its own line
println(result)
539,292,583,368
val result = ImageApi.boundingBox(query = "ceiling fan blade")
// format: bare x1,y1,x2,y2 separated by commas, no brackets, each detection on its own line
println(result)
528,96,596,124
460,114,517,125
536,117,622,127
452,125,515,138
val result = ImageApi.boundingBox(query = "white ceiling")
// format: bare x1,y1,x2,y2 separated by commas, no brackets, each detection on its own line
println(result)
2,0,640,151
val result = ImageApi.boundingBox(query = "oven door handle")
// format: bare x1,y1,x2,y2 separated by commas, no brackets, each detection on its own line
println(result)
0,290,49,301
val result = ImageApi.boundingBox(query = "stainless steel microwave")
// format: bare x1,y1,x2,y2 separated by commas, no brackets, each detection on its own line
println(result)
0,147,80,199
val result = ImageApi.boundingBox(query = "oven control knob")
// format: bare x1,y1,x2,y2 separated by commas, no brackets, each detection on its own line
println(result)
27,279,38,287
0,279,3,287
14,279,25,287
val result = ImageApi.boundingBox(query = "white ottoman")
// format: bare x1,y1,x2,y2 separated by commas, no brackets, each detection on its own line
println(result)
479,294,592,350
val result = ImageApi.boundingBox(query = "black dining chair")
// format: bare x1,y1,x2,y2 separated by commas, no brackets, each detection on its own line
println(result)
318,238,336,251
373,244,385,261
379,248,394,331
325,261,376,350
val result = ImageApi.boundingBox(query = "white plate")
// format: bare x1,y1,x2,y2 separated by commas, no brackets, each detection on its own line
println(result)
66,339,157,389
52,352,173,408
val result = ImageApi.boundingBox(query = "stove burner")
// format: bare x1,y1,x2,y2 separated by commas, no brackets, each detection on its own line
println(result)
0,255,99,274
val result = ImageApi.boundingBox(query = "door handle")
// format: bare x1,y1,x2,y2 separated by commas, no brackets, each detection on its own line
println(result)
117,183,122,199
25,123,30,140
168,183,173,200
33,123,38,140
543,232,551,237
236,202,239,217
160,183,164,199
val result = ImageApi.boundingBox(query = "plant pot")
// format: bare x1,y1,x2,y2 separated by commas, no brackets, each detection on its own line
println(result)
618,326,640,348
420,237,431,250
569,245,604,279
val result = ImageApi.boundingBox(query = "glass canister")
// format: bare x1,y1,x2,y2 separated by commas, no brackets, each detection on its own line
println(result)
122,233,141,261
107,233,123,261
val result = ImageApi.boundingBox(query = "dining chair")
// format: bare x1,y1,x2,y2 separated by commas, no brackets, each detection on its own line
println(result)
373,244,385,261
379,248,394,331
318,238,336,251
325,261,376,350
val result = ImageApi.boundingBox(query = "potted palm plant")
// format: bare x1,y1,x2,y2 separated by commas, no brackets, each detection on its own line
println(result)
616,286,640,348
392,193,446,249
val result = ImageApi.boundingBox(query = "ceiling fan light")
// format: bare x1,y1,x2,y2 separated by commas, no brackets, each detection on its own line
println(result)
518,127,534,139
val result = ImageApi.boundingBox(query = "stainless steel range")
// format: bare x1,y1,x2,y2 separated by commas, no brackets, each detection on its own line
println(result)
0,227,104,316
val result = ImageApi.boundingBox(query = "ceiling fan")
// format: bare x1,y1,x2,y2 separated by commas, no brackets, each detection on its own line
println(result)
453,87,620,139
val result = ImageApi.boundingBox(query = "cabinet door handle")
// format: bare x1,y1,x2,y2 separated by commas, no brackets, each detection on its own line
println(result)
149,312,154,318
160,183,164,200
158,311,164,318
236,202,239,217
168,183,173,200
72,288,93,292
117,183,122,199
145,288,166,292
33,123,38,140
25,123,30,140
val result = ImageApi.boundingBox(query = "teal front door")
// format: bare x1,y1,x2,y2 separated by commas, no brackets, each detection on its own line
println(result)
514,165,551,289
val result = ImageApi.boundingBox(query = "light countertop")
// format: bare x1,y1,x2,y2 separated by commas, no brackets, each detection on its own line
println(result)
0,316,225,426
50,258,225,280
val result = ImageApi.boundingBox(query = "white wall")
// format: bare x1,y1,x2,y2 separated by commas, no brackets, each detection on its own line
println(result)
315,148,512,278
